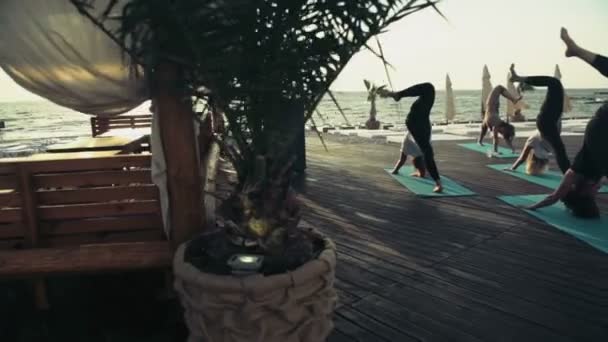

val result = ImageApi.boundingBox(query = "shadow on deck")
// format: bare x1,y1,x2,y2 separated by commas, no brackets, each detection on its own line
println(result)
299,134,608,342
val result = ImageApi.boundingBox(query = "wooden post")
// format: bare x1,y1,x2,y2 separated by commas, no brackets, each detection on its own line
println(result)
152,63,204,249
18,165,49,309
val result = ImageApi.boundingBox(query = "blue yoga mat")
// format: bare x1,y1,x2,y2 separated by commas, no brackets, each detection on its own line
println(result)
458,143,519,158
385,166,476,197
488,164,608,193
499,194,608,253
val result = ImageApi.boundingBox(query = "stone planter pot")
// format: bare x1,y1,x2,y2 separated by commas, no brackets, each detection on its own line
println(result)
173,228,338,342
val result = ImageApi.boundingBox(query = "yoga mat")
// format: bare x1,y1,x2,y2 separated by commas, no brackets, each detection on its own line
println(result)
499,194,608,253
384,166,476,197
488,164,608,193
458,143,519,158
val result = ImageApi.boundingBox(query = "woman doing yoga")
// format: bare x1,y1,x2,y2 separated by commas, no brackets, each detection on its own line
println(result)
379,83,443,193
525,29,608,218
478,85,521,154
508,64,570,174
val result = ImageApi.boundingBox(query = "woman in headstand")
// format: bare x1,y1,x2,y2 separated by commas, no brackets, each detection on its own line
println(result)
478,85,521,154
508,64,570,174
380,83,443,193
525,29,608,218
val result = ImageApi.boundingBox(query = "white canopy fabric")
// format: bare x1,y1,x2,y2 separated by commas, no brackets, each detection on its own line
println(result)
0,0,147,116
445,74,456,122
481,65,493,117
0,0,174,237
554,65,573,113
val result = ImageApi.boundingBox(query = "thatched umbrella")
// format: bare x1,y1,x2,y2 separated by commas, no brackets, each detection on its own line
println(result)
445,73,456,122
481,65,493,117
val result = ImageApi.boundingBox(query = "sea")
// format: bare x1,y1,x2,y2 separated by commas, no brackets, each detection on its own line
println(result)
0,89,606,158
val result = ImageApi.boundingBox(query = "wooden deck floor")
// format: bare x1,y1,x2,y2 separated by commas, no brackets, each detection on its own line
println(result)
297,133,608,342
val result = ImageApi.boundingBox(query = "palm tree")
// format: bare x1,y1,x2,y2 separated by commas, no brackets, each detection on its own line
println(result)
71,0,443,261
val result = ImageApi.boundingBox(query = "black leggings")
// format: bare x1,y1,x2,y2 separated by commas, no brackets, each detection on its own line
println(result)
592,54,608,78
394,83,440,181
523,76,571,174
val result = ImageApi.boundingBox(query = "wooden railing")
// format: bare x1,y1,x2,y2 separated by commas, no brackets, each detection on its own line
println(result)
91,114,153,137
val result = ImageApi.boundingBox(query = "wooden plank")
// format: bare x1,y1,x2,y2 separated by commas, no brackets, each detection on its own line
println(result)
0,222,24,238
43,230,166,247
0,241,172,277
13,155,150,173
37,185,158,205
42,215,162,236
38,201,159,220
153,63,204,248
95,119,152,125
0,164,17,175
0,175,18,190
0,191,21,207
0,208,21,223
45,136,143,153
98,124,152,130
34,170,152,188
100,119,152,125
94,114,151,121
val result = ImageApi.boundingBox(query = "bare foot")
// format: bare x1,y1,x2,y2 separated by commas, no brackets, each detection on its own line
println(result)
433,184,443,193
509,63,521,82
561,27,578,58
410,171,422,177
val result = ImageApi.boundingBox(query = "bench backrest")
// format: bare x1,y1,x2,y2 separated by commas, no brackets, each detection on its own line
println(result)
91,115,153,137
0,155,164,250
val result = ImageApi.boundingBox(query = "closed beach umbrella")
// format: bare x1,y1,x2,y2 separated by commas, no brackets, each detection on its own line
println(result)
554,64,572,113
481,65,493,117
506,72,517,118
445,74,456,122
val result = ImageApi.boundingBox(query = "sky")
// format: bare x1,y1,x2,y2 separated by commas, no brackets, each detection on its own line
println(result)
1,0,607,102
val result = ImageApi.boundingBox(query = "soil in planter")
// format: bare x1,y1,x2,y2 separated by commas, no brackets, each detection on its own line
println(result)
184,229,325,276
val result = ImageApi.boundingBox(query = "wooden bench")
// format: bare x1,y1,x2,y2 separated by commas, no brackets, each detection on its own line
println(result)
0,154,171,308
91,114,152,137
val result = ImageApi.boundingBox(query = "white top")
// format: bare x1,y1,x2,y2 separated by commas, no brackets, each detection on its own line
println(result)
526,131,553,159
400,132,423,157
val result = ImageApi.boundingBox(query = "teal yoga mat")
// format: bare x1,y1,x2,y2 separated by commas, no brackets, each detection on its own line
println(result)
499,194,608,253
458,143,519,158
384,166,476,197
488,164,608,193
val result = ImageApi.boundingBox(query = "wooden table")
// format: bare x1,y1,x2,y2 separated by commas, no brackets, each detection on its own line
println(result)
0,151,118,163
45,135,148,153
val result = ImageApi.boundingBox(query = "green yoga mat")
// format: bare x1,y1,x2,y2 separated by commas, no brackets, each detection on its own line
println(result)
499,194,608,253
458,143,519,158
488,164,608,193
385,166,476,197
